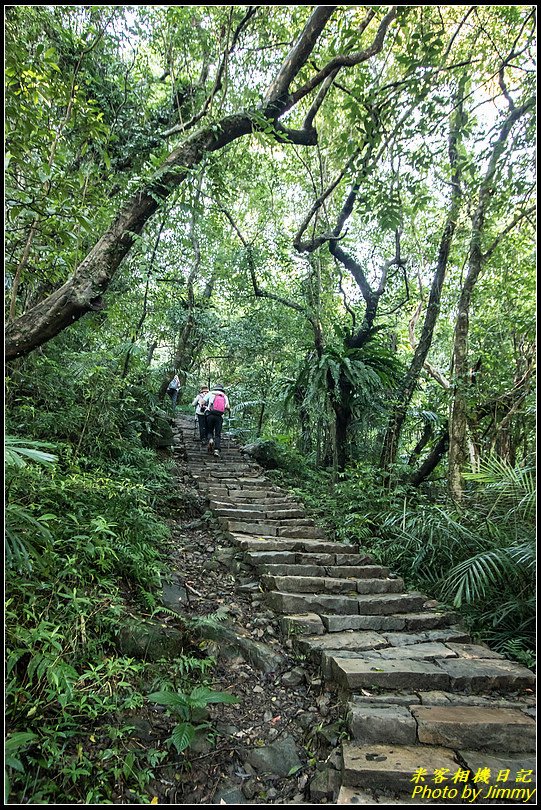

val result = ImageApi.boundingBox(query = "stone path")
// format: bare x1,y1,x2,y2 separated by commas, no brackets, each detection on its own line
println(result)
176,416,536,803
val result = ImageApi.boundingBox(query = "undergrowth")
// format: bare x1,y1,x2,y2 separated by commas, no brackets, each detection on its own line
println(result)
5,355,238,804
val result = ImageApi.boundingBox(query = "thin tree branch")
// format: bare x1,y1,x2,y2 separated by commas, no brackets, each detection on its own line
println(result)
163,7,257,138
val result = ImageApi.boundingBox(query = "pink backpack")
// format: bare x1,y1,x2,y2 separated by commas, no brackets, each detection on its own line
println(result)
210,392,226,414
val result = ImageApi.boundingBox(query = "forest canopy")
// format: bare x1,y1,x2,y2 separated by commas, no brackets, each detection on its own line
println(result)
4,5,536,802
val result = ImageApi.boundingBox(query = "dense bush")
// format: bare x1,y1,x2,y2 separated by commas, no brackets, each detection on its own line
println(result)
4,357,226,803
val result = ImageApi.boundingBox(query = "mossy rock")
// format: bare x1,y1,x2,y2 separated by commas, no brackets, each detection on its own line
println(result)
240,440,285,469
117,617,185,661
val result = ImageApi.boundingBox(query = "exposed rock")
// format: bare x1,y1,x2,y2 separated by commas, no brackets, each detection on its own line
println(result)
117,618,185,661
246,734,303,777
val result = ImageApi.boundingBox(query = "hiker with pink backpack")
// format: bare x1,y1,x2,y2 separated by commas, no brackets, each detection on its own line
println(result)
201,384,230,457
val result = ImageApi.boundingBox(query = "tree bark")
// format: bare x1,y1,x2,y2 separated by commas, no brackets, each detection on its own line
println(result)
409,427,449,487
448,97,534,501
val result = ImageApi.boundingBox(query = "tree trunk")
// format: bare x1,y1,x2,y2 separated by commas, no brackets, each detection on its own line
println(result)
5,115,254,362
6,6,341,362
334,401,352,472
380,85,465,471
409,428,449,487
448,99,533,500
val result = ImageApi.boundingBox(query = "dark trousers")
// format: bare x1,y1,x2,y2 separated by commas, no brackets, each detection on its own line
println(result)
206,413,223,450
197,413,207,442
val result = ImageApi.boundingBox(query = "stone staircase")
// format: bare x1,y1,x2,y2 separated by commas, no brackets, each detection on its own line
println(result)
176,416,536,803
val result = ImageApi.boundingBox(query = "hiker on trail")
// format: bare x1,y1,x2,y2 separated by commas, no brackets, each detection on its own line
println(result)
191,385,209,445
166,374,181,411
202,384,230,457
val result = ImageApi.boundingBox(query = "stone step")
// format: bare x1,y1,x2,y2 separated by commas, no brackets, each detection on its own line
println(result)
233,536,359,555
331,657,452,692
330,656,535,695
432,657,535,693
199,480,273,490
179,422,537,804
206,489,289,500
260,574,405,595
281,613,327,636
244,551,375,568
411,704,536,753
457,751,537,794
194,474,268,485
355,592,428,615
266,591,365,616
224,521,327,538
346,704,418,746
294,630,389,658
214,507,307,521
212,493,300,504
318,641,458,679
380,628,471,647
321,611,459,633
349,690,535,711
341,742,459,794
255,563,388,578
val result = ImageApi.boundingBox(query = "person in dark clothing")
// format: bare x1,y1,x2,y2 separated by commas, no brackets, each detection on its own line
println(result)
202,384,230,457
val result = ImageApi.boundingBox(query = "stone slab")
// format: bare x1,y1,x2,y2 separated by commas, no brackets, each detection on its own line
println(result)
402,612,458,631
266,591,360,615
280,613,326,635
356,579,405,595
322,614,407,633
330,657,451,692
342,743,458,793
382,628,470,647
347,705,417,745
412,705,536,753
458,750,536,790
257,564,324,577
329,565,390,578
296,631,388,655
350,694,420,707
337,786,415,804
445,642,505,659
436,658,535,692
356,593,426,615
362,642,458,661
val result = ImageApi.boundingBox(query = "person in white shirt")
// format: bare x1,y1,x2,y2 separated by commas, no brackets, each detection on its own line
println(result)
167,374,181,411
191,385,209,445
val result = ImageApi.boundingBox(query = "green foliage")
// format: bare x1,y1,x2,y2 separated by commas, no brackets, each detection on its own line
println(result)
4,354,228,803
4,4,536,799
147,685,239,753
5,435,58,572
